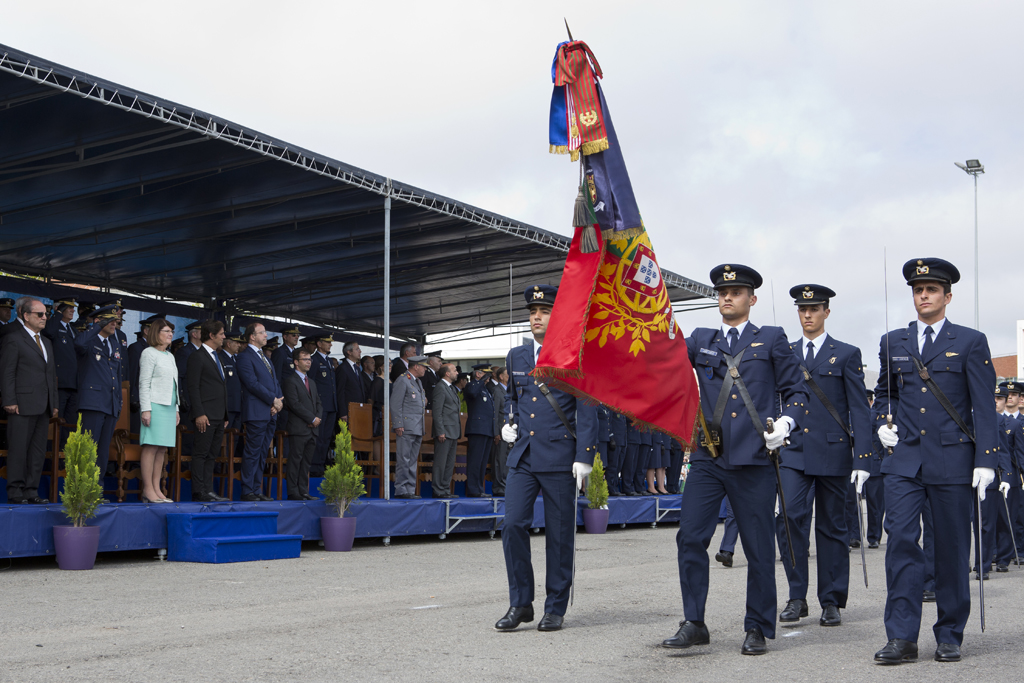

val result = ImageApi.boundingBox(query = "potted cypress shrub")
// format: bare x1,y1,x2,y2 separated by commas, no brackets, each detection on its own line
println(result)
318,421,366,551
583,453,610,534
54,417,104,570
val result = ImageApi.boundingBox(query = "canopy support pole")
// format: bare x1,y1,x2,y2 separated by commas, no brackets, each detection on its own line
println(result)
382,180,392,500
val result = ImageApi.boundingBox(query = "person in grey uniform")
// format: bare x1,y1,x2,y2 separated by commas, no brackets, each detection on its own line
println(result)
391,355,428,499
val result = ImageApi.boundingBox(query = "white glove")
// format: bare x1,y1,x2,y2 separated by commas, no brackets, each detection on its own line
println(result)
1000,481,1011,498
501,423,518,444
851,470,870,495
763,420,790,451
572,462,593,490
877,423,899,448
973,467,995,501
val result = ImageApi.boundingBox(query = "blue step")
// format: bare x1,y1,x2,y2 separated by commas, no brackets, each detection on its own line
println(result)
166,512,302,563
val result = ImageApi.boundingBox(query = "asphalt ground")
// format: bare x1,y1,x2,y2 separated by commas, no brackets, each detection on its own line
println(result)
2,520,1022,682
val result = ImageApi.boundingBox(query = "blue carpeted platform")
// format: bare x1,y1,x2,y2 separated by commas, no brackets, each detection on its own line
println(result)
0,494,683,559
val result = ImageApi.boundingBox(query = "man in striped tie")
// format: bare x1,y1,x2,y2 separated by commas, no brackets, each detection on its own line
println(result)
236,322,284,501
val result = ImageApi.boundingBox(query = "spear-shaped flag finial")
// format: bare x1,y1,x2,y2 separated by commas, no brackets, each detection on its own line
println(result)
564,18,573,41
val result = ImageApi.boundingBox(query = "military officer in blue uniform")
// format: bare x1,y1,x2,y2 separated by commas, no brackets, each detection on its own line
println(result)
309,333,337,475
775,284,873,628
980,384,1014,574
871,258,999,665
464,363,496,497
42,298,79,442
663,264,807,656
127,315,158,438
606,410,627,495
494,285,598,633
666,438,685,494
621,419,641,495
101,299,130,383
74,305,123,480
996,382,1024,569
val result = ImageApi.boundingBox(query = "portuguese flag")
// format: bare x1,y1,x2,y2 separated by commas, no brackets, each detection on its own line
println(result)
535,41,701,447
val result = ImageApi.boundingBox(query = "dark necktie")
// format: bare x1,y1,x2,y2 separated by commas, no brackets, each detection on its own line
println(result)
727,327,738,350
806,340,815,363
214,351,225,380
259,349,274,375
304,374,310,394
34,333,44,357
922,325,934,359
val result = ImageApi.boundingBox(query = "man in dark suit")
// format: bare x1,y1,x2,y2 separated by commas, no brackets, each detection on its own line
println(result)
235,322,283,501
776,284,873,628
335,340,366,422
2,297,59,504
871,258,999,665
282,348,322,500
186,320,230,503
422,351,442,411
390,342,417,384
42,297,78,445
74,305,123,480
431,362,461,498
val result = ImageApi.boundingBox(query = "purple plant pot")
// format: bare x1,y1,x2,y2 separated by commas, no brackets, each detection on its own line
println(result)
583,508,610,534
53,525,100,570
321,516,357,551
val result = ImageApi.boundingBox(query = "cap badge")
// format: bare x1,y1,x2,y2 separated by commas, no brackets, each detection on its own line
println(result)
802,290,814,299
916,265,929,275
533,291,545,300
723,271,737,281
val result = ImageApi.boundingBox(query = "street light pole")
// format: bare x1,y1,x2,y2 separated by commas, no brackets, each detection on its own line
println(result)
955,160,984,330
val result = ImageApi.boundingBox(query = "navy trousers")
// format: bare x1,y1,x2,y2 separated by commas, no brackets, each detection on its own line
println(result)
677,460,778,638
666,449,685,494
776,484,814,565
242,419,274,496
502,459,577,616
996,486,1021,565
634,444,651,492
80,410,116,480
844,480,860,544
883,473,972,645
621,444,639,494
719,495,739,553
779,469,850,607
922,497,935,593
466,434,492,496
311,411,336,471
865,475,885,544
972,489,998,570
598,440,617,494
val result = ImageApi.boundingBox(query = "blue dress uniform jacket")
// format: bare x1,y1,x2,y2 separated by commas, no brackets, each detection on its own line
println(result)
309,352,337,413
42,316,77,390
271,345,297,385
596,405,611,443
781,337,873,476
74,325,123,416
219,351,242,416
686,324,808,468
465,379,496,437
504,343,598,472
875,321,999,484
115,328,129,382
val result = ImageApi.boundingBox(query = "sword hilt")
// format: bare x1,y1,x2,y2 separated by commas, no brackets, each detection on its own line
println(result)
885,414,895,456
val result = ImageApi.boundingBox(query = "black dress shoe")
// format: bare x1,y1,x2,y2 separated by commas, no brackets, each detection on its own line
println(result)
537,613,563,631
922,590,936,602
258,494,273,501
241,494,261,502
626,491,640,497
874,638,918,664
609,491,623,497
849,539,861,548
302,493,317,501
779,598,808,622
819,604,841,627
997,564,1009,573
974,572,990,580
25,496,49,504
868,541,880,549
715,551,734,568
661,620,710,649
934,642,961,662
287,496,306,501
741,628,767,655
7,497,26,505
395,493,421,499
494,606,534,631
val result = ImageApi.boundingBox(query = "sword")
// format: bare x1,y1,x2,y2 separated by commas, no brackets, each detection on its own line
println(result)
883,248,895,455
999,469,1020,569
766,418,797,568
857,490,869,588
570,485,579,607
976,487,985,632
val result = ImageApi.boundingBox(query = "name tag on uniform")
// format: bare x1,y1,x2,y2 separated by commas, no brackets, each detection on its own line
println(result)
512,371,527,376
892,356,909,362
699,348,718,356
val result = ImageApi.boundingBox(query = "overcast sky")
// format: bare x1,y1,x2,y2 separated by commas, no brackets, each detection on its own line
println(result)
5,2,1023,369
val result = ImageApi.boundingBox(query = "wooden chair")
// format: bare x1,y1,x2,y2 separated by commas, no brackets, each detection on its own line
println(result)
216,426,243,500
451,413,469,494
169,424,193,502
347,402,382,496
263,429,288,500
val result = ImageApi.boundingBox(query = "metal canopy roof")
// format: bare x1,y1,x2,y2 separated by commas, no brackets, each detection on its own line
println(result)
0,44,714,340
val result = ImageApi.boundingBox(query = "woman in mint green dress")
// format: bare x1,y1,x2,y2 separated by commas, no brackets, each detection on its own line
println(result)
138,320,179,503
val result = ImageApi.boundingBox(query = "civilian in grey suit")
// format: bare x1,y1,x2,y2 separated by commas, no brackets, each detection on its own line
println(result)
391,356,428,499
490,366,510,497
282,349,322,500
2,298,59,503
431,363,461,498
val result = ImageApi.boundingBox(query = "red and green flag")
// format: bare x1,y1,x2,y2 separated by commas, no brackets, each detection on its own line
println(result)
537,39,701,447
